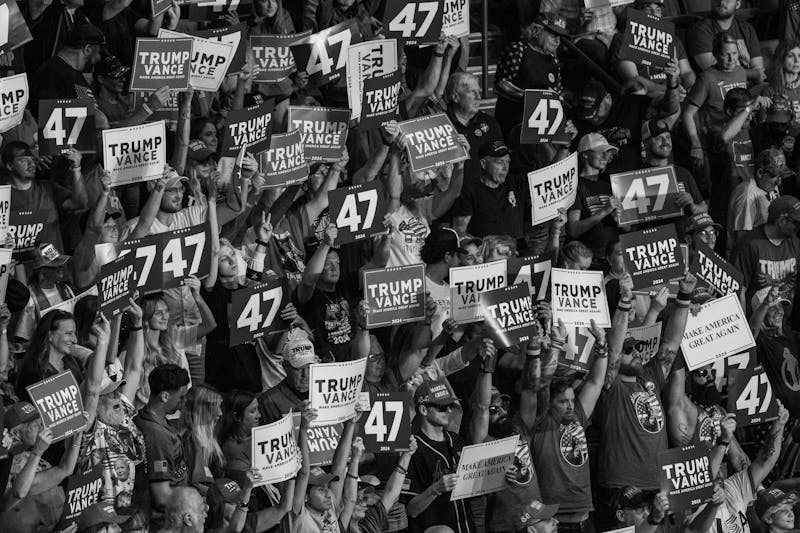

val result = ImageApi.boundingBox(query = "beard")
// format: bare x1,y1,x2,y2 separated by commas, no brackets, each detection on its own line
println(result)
690,382,723,408
619,359,644,378
489,417,515,438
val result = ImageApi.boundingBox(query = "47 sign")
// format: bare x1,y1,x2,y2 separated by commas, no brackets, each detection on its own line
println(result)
728,364,779,427
290,19,361,85
328,181,387,245
161,223,211,289
38,99,95,155
520,90,570,145
363,392,411,453
610,166,682,225
230,279,289,346
383,0,443,46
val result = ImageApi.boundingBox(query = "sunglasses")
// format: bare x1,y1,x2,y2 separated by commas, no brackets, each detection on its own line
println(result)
424,403,454,411
696,368,717,378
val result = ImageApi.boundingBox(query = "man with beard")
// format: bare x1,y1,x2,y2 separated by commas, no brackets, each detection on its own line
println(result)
751,286,800,416
79,298,146,511
594,272,697,530
686,0,765,83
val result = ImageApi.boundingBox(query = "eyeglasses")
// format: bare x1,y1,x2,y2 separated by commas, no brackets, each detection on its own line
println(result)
488,405,507,415
693,229,718,239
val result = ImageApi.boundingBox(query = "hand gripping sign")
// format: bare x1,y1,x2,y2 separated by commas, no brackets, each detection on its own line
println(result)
292,413,343,466
680,293,755,371
450,259,508,324
559,327,596,373
251,413,300,487
359,70,402,133
442,0,469,37
527,152,578,225
258,130,309,187
251,32,311,83
657,445,713,511
290,19,362,85
520,90,571,145
27,371,86,442
551,268,610,328
288,106,351,162
619,224,685,290
38,99,95,155
727,363,779,427
161,222,212,289
480,284,538,348
230,279,290,346
397,113,468,173
59,465,103,530
328,181,388,244
451,435,518,501
618,9,676,68
98,251,138,319
220,100,274,158
95,233,164,295
309,358,368,425
610,165,682,226
362,391,412,453
158,29,236,92
363,263,426,328
383,0,444,46
346,39,398,121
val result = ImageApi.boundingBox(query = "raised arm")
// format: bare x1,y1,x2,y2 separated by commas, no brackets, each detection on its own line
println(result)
185,276,217,339
749,404,789,487
293,402,317,514
339,437,365,527
82,315,112,429
61,149,89,211
120,299,145,403
469,339,497,444
296,225,336,305
381,436,417,511
2,427,52,510
657,273,697,378
305,150,348,220
129,174,167,241
577,320,608,419
170,88,193,174
328,408,362,504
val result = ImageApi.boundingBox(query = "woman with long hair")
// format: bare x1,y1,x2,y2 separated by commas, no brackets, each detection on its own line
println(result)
181,384,225,495
767,40,800,122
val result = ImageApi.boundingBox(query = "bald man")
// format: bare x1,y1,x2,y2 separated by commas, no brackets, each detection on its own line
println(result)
159,487,208,533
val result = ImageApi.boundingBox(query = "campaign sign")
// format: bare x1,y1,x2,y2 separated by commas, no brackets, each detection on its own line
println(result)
507,251,554,302
0,0,32,54
0,247,10,303
151,0,171,16
129,38,192,91
103,121,166,186
560,327,596,372
363,263,426,328
288,106,350,161
221,100,274,157
96,233,164,295
0,73,28,133
161,222,211,289
259,130,309,187
159,29,235,92
251,413,300,486
360,70,402,133
442,0,469,37
230,279,289,346
658,445,713,511
681,293,755,371
97,252,138,318
363,391,412,453
290,19,362,85
728,364,779,427
620,224,684,290
551,268,610,328
628,322,663,364
610,166,681,225
346,39,398,120
527,152,578,224
309,358,368,425
0,185,9,241
187,0,253,22
195,23,246,75
292,413,343,466
328,181,388,244
520,90,570,145
398,113,468,173
585,0,635,7
690,241,743,297
26,371,85,442
38,99,95,155
481,284,537,348
9,209,47,260
59,465,103,530
450,259,507,324
619,9,676,68
383,0,444,46
251,32,310,83
134,90,179,131
451,435,517,501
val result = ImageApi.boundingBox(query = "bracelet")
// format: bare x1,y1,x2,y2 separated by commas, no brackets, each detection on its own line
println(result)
237,501,249,509
69,165,81,171
617,301,632,311
141,103,153,116
648,517,662,526
717,440,730,447
394,464,408,475
255,239,270,248
676,290,692,301
667,83,679,90
433,51,444,57
129,325,143,331
594,343,609,359
549,338,565,350
346,473,359,480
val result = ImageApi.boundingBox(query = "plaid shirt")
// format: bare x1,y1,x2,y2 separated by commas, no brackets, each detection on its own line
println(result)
541,0,617,44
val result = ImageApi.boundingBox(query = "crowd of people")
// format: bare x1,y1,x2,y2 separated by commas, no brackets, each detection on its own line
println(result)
3,0,800,532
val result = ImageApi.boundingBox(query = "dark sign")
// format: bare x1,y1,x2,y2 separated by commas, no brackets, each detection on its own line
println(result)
38,99,95,155
290,19,361,85
359,70,402,132
619,9,676,68
383,0,444,46
26,371,85,442
221,100,274,157
161,222,211,289
195,23,246,75
658,445,713,511
690,241,744,297
98,251,137,319
728,364,779,427
9,209,47,261
229,279,290,346
520,90,570,145
507,251,555,302
397,113,468,173
59,465,104,530
363,264,426,328
288,106,350,161
328,181,388,244
251,32,310,83
292,413,343,466
363,392,412,453
129,38,192,91
481,284,538,348
620,224,684,290
610,165,682,225
258,130,309,187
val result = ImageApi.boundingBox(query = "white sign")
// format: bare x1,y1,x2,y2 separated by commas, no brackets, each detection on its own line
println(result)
681,293,755,371
442,0,470,37
0,184,10,240
527,152,578,225
102,121,166,186
551,268,610,328
346,39,398,121
449,259,507,324
451,435,517,501
0,73,27,133
309,358,368,425
159,29,235,92
251,413,300,486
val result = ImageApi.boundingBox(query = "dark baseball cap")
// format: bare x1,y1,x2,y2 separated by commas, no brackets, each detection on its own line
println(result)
577,80,609,121
308,468,340,487
480,140,510,159
756,488,799,520
536,13,569,36
3,402,39,428
642,118,671,141
768,195,800,223
684,213,722,233
516,500,560,528
615,486,649,510
414,379,457,406
188,139,216,162
77,503,129,532
424,227,464,254
94,55,129,79
765,97,793,124
65,23,107,47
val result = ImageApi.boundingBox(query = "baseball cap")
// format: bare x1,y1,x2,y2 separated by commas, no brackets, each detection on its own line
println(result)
751,286,792,311
756,148,792,178
490,386,510,403
641,118,671,141
424,227,464,255
577,80,609,121
615,486,649,510
480,140,510,159
283,327,317,368
187,139,217,162
535,12,569,36
684,213,722,233
212,478,243,503
3,402,39,428
358,474,381,487
147,167,188,192
756,488,799,520
765,97,793,124
100,376,126,396
634,0,664,6
577,132,618,154
77,503,129,532
516,500,560,528
308,468,340,487
32,243,70,270
65,23,107,47
414,379,457,406
94,55,129,79
768,195,800,223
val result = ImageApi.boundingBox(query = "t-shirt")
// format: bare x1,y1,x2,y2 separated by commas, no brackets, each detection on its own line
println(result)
757,330,800,416
294,503,341,533
385,203,430,268
9,180,68,260
452,175,526,238
350,502,388,533
686,16,762,71
448,109,504,181
690,469,754,533
595,360,667,489
426,276,450,339
731,225,800,309
406,430,474,533
134,408,188,488
709,128,755,227
532,403,593,514
297,284,353,361
568,174,619,259
1,452,64,533
728,179,776,234
687,67,747,138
